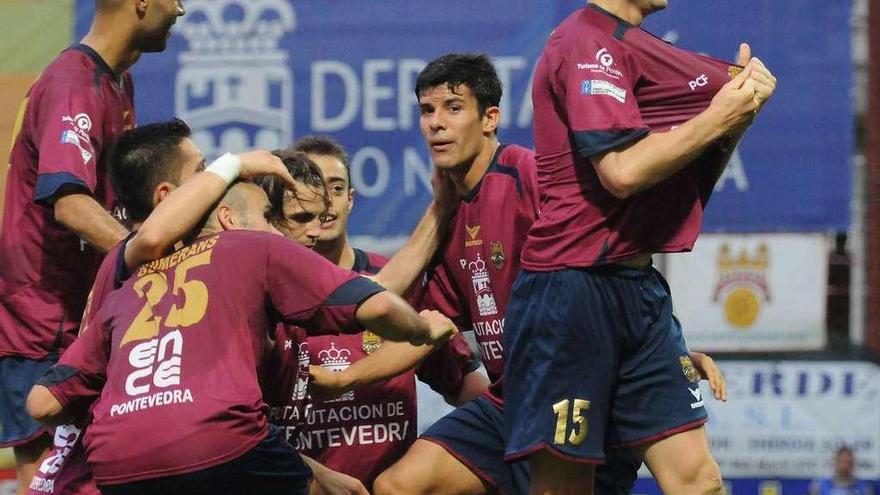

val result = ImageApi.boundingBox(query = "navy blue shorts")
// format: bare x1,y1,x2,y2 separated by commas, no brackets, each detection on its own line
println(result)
503,265,707,463
99,424,311,495
0,355,56,447
421,396,528,495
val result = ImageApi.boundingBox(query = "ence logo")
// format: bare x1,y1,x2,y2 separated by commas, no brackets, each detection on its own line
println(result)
712,243,771,328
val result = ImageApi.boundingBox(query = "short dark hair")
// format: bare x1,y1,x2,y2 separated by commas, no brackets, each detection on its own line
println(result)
109,118,192,222
415,53,503,114
290,135,350,184
255,150,329,227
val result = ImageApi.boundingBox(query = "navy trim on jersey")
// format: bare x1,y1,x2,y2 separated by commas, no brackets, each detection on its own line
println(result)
34,172,90,203
114,232,138,289
71,43,119,82
573,128,650,158
324,276,385,307
586,3,634,40
352,248,382,275
35,364,78,388
464,144,522,202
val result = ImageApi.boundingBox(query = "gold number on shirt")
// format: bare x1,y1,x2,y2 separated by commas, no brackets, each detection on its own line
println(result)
120,249,213,347
552,398,591,446
165,250,212,328
120,273,168,346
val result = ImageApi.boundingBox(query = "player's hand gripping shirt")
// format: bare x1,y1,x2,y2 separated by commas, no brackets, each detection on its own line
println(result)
522,5,742,269
415,144,539,407
40,231,383,485
266,248,477,489
0,44,135,359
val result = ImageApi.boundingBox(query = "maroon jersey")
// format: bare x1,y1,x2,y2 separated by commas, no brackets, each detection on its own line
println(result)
522,5,740,270
40,231,383,485
271,249,477,489
0,44,135,359
416,144,539,407
29,239,129,495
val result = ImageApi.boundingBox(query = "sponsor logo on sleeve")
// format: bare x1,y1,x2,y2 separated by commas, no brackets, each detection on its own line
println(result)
580,80,627,103
575,47,624,79
60,129,94,164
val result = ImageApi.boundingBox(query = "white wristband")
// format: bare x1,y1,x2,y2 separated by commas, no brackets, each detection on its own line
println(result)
205,152,242,185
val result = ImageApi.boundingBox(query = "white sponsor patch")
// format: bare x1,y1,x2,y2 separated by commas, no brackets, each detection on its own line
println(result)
580,80,627,103
60,130,94,164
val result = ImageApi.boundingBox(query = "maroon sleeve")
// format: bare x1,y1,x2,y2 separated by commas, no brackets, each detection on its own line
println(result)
414,260,470,331
33,78,105,203
265,236,385,335
416,333,480,398
37,308,112,418
551,31,649,157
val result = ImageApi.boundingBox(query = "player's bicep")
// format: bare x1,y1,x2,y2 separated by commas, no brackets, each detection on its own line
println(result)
554,40,648,158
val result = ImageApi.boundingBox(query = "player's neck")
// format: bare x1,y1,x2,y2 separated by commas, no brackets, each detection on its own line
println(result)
316,236,355,269
451,138,500,197
589,0,645,26
81,19,142,77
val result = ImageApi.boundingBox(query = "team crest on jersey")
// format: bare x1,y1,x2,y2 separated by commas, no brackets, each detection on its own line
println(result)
362,331,382,354
728,65,743,79
713,243,771,329
465,225,482,247
679,355,701,383
468,254,498,316
490,241,505,269
318,343,354,402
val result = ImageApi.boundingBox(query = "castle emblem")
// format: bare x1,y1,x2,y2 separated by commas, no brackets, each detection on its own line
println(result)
468,254,498,317
175,0,297,159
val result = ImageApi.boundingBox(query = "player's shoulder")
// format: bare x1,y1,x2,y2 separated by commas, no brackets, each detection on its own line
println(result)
352,248,388,275
496,144,536,171
550,6,627,48
38,46,102,88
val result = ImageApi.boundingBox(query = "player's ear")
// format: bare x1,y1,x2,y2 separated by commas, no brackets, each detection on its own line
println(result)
482,106,500,134
152,182,175,207
217,204,236,231
347,188,355,213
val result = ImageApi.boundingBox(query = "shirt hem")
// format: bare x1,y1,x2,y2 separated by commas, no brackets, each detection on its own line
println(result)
91,428,268,486
520,243,694,271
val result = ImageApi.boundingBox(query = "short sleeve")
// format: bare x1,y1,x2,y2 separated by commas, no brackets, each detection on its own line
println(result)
416,333,480,398
34,80,104,203
265,236,385,335
550,32,649,157
38,307,112,418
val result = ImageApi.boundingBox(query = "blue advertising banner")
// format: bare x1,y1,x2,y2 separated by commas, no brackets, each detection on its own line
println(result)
74,0,852,242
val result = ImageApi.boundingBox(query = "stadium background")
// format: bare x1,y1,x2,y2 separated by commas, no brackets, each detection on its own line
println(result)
1,0,877,493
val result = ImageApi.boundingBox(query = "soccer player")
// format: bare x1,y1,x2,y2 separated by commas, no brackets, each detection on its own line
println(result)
24,177,457,494
0,2,185,490
373,53,729,495
25,119,298,495
259,139,487,492
503,1,776,494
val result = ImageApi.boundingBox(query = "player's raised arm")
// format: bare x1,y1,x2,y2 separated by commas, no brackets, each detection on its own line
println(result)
370,170,457,295
124,150,296,270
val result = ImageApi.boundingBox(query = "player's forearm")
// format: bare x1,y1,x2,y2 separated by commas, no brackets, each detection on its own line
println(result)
447,370,490,406
373,200,450,295
336,340,434,393
26,385,70,426
54,193,128,252
593,109,730,199
125,171,229,269
356,292,432,345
